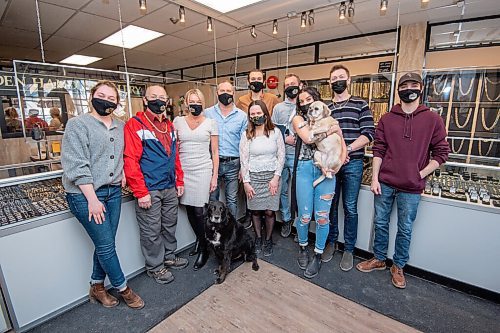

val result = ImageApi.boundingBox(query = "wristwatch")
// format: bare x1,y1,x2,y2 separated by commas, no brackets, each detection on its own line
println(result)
347,145,353,153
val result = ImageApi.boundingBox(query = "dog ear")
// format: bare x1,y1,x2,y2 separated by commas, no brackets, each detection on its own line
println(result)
323,103,331,118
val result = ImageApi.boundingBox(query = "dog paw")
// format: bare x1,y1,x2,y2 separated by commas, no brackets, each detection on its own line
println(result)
252,263,260,271
215,277,225,284
214,269,220,275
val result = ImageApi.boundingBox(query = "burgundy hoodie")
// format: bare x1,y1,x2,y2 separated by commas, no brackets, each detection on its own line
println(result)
372,104,450,193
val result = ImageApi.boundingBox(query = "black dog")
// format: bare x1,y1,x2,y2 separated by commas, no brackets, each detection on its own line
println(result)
205,201,259,284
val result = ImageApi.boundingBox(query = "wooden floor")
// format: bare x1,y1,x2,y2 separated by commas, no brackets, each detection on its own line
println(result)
150,261,421,333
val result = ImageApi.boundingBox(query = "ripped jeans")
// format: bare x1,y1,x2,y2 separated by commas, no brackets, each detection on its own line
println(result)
295,159,336,254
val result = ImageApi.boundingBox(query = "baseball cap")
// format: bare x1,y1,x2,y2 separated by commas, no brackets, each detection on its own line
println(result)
398,72,423,87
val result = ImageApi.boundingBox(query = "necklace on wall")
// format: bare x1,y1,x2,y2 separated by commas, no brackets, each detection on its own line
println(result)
484,76,500,102
432,76,449,96
478,139,494,157
454,107,473,129
480,108,500,131
451,138,465,154
144,114,169,134
458,77,475,97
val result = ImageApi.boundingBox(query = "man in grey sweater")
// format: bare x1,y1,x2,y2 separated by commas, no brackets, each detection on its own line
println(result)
271,73,302,238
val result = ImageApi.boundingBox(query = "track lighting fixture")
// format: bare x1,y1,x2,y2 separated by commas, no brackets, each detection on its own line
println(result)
207,17,213,32
300,11,307,28
272,19,278,35
139,0,146,11
179,6,185,23
308,10,315,25
250,25,257,38
348,0,355,18
421,0,430,3
339,2,346,20
380,0,388,12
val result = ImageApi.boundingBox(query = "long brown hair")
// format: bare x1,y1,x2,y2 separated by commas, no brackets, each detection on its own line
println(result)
246,100,275,140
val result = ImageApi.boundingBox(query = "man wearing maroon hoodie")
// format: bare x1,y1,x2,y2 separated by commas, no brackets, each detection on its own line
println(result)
356,73,450,289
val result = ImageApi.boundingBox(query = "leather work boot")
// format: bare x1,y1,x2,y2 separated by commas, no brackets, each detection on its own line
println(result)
390,265,407,289
297,245,309,270
304,252,322,279
119,286,145,309
356,257,387,272
321,242,336,263
89,283,119,308
194,241,209,270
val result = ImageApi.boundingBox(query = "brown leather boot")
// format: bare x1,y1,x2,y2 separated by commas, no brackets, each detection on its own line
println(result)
89,283,119,308
356,257,387,272
390,265,406,289
120,286,145,309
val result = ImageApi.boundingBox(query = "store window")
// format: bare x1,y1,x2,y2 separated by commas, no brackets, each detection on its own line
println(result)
318,31,396,62
260,46,315,69
428,17,500,50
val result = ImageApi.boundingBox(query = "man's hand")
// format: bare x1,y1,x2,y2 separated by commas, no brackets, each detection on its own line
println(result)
177,186,184,197
88,197,106,224
210,176,218,193
138,194,152,209
285,135,296,146
371,179,382,195
343,155,350,165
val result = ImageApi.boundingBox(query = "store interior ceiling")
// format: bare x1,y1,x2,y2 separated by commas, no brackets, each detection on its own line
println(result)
0,0,498,73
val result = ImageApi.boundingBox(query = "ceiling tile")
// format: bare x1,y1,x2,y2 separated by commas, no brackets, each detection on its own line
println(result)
0,27,48,48
172,20,235,44
133,4,207,35
55,12,121,42
164,44,216,60
77,43,123,59
40,0,87,10
135,35,196,55
81,0,167,23
2,0,75,34
43,36,93,55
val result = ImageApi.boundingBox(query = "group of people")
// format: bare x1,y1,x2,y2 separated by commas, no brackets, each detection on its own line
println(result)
4,106,63,133
61,65,449,310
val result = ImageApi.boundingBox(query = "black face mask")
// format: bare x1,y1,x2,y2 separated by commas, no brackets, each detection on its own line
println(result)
250,115,266,126
249,81,264,93
284,86,299,99
147,99,167,114
92,98,117,116
398,89,421,103
189,104,203,116
299,102,312,115
218,93,233,106
331,80,348,94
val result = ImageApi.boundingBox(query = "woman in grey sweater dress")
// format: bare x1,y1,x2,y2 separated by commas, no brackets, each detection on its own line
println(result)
240,100,285,257
62,81,144,309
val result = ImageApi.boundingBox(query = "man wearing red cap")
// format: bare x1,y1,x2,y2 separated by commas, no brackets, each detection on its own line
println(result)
356,72,450,289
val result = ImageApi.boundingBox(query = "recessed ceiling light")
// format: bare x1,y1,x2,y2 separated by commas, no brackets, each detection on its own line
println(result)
60,55,102,65
99,25,164,49
192,0,264,13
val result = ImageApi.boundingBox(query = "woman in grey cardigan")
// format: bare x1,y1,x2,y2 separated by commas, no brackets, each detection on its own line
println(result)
62,80,144,309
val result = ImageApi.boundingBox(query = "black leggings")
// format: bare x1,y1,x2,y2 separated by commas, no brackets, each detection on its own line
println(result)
251,210,275,240
185,205,206,245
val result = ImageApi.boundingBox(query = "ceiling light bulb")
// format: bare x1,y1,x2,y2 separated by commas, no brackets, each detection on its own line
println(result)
250,25,257,38
179,6,185,23
207,17,213,32
421,0,430,3
300,11,307,28
139,0,146,11
339,2,346,20
272,19,278,35
380,0,388,11
308,10,315,25
348,0,355,18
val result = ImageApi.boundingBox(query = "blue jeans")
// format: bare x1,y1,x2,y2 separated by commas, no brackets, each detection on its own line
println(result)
210,158,240,218
373,182,421,268
295,160,336,254
327,159,363,252
279,153,295,223
66,185,127,290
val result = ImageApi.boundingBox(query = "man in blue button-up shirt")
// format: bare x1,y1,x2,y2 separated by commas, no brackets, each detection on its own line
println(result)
205,81,248,219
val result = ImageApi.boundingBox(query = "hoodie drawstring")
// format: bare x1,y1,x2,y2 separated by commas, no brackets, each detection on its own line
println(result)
403,113,414,141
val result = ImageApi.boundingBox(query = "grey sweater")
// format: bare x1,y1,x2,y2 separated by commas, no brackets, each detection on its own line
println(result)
62,113,125,194
271,99,297,156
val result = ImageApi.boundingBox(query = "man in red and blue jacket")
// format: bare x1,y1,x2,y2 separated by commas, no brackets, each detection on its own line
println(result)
124,85,188,285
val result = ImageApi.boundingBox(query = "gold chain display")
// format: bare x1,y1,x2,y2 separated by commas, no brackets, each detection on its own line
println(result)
372,81,390,99
432,76,449,96
478,139,494,157
480,107,500,131
458,77,475,96
350,81,370,99
372,103,388,123
451,138,465,154
453,107,473,129
484,76,500,102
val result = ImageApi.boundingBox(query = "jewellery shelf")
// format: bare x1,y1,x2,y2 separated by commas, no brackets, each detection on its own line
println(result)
0,177,133,227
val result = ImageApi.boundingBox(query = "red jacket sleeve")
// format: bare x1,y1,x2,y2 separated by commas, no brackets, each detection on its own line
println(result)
171,122,184,187
123,120,149,198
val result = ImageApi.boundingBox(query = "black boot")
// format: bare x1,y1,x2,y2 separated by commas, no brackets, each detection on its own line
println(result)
189,239,200,256
193,241,209,270
304,252,322,279
297,246,309,270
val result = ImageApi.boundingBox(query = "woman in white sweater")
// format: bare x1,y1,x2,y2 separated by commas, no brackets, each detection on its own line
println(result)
240,100,285,257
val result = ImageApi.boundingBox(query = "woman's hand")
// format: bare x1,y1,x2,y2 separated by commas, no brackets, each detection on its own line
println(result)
244,183,256,200
88,197,106,224
269,176,280,196
210,175,218,193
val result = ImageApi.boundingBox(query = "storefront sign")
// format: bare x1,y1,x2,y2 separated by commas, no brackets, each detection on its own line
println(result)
378,61,393,73
266,75,279,89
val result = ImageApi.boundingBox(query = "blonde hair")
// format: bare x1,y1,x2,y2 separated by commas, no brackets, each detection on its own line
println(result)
89,80,120,104
50,107,61,118
184,89,206,110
